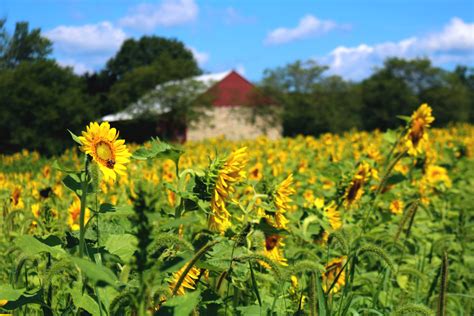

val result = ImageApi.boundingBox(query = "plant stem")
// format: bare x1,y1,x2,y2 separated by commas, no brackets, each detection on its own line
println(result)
79,155,89,258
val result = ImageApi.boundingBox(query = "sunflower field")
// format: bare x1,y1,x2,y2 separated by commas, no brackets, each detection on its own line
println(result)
0,104,473,315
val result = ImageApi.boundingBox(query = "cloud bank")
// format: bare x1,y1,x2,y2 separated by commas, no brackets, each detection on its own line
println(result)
323,17,474,79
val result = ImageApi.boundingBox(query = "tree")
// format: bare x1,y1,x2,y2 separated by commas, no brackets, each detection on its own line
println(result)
0,20,52,69
105,55,201,115
261,60,362,136
0,60,96,154
98,36,201,115
360,58,472,130
105,36,200,81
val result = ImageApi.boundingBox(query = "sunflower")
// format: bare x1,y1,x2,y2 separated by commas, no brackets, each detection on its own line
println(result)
248,162,263,181
322,256,347,294
267,174,295,229
324,201,342,230
209,147,249,233
404,103,435,156
260,234,288,268
68,198,90,231
343,162,371,207
424,165,452,188
78,122,131,182
389,199,404,215
168,264,202,296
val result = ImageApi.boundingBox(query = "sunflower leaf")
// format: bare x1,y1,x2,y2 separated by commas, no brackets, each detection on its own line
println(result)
68,129,82,145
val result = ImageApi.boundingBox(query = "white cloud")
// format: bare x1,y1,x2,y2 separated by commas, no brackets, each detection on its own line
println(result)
57,59,93,75
188,46,209,65
46,22,126,53
265,15,342,45
323,18,474,80
119,0,198,31
420,17,474,52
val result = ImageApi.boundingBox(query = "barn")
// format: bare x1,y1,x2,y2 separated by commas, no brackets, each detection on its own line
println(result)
102,70,281,142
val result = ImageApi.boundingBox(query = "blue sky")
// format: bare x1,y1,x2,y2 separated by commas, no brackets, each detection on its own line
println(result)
1,0,473,81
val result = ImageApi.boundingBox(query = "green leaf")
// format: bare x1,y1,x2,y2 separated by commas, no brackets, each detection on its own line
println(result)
98,203,133,214
0,285,28,301
162,290,201,316
132,137,183,168
315,270,327,316
383,130,397,144
70,282,101,315
386,173,407,186
68,129,82,145
104,234,137,262
396,115,412,122
52,160,77,174
237,304,264,315
0,285,41,310
72,258,119,288
15,235,65,257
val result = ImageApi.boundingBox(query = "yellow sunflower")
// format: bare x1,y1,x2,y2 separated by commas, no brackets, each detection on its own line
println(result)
322,256,347,294
209,147,249,233
324,201,342,230
389,199,404,215
260,235,288,268
266,174,295,229
404,103,435,156
343,162,371,208
169,265,202,296
68,198,90,231
78,122,131,182
424,165,452,188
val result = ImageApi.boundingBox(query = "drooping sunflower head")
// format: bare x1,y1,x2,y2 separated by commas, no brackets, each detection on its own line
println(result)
208,147,249,233
273,174,296,212
405,104,435,156
322,256,347,294
168,264,201,296
78,122,131,182
260,234,288,268
343,162,370,207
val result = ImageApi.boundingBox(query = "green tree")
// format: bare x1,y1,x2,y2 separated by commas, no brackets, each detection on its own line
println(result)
105,36,199,80
106,55,201,115
261,60,362,136
361,58,472,130
98,36,201,115
0,60,95,154
0,20,52,69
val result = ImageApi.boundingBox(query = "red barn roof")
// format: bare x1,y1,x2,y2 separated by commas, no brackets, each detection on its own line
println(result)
206,70,255,107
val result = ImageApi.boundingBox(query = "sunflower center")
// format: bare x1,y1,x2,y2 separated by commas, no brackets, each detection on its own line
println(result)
95,141,115,166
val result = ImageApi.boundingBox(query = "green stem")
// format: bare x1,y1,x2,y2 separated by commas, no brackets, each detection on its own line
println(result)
79,156,89,258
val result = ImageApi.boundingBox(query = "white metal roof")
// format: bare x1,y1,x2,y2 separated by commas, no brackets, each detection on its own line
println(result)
101,70,232,122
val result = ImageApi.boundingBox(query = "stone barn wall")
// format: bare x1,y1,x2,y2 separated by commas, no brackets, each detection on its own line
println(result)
187,106,281,141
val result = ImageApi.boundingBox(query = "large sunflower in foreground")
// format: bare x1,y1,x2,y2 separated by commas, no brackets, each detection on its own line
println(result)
404,103,435,156
78,122,131,182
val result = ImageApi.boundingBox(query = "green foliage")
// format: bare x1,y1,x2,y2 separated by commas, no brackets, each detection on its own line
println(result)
0,19,52,69
0,60,96,154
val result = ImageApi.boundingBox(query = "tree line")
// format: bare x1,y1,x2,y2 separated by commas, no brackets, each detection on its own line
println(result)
0,19,473,155
260,59,474,136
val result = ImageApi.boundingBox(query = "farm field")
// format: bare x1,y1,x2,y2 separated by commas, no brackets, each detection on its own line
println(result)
0,106,473,315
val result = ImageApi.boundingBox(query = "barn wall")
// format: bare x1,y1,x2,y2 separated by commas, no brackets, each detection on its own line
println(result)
187,106,281,141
